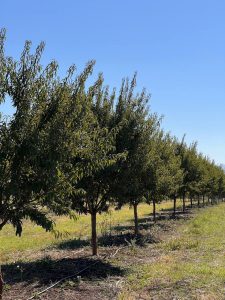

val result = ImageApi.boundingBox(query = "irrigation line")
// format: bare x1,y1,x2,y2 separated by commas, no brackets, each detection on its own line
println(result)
26,254,107,300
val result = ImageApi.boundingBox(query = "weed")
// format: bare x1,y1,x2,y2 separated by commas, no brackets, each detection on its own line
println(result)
125,238,137,254
165,239,182,251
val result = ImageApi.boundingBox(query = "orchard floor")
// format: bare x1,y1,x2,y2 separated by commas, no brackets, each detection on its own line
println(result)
1,201,225,299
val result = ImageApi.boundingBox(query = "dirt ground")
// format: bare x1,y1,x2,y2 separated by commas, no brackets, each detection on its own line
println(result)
2,209,194,300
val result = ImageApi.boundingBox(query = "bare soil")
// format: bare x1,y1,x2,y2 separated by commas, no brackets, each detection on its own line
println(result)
2,208,194,300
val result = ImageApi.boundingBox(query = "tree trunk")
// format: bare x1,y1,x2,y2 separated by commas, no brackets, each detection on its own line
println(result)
197,195,200,207
182,193,185,212
91,211,97,256
202,195,205,206
0,266,3,300
190,197,193,208
0,219,8,231
153,199,156,222
173,196,176,217
133,203,139,235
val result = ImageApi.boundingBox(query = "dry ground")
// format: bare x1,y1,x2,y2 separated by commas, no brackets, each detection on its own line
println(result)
1,201,225,299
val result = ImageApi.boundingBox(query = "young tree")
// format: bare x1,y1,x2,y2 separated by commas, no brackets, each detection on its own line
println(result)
68,74,125,255
176,138,202,212
112,76,161,234
0,30,57,234
0,30,97,237
163,136,183,217
146,133,183,220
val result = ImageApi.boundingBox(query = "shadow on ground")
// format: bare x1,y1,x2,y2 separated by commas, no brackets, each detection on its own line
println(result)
98,231,158,247
55,230,157,250
113,217,168,233
2,256,125,286
56,238,90,250
55,209,194,251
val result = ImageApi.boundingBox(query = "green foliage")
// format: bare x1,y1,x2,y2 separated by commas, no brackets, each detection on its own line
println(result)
0,29,225,256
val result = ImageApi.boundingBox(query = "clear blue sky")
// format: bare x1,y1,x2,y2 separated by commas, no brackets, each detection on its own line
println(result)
1,0,225,164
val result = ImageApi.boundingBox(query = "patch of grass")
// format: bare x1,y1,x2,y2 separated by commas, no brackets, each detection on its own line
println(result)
164,238,182,251
124,203,225,299
164,238,199,251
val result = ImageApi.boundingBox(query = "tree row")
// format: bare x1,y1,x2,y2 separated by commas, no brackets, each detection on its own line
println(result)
0,30,224,255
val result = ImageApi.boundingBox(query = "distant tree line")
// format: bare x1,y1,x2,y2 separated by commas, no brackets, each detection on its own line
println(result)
0,29,225,256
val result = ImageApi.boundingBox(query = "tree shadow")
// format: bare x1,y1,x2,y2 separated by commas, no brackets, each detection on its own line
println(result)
54,218,160,251
47,205,195,253
56,238,90,250
113,217,169,233
141,206,194,219
98,231,158,247
55,231,158,250
2,256,125,286
160,202,205,213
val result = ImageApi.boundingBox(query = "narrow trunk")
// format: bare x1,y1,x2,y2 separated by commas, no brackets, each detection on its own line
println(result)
197,195,200,207
202,195,205,206
173,196,176,217
133,203,139,235
182,193,186,212
91,211,97,256
0,266,3,300
153,199,156,222
0,219,7,231
190,197,193,208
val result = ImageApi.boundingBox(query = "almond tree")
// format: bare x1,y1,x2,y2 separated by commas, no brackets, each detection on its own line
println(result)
112,75,161,234
0,30,57,234
0,30,96,236
68,74,125,255
146,133,183,220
